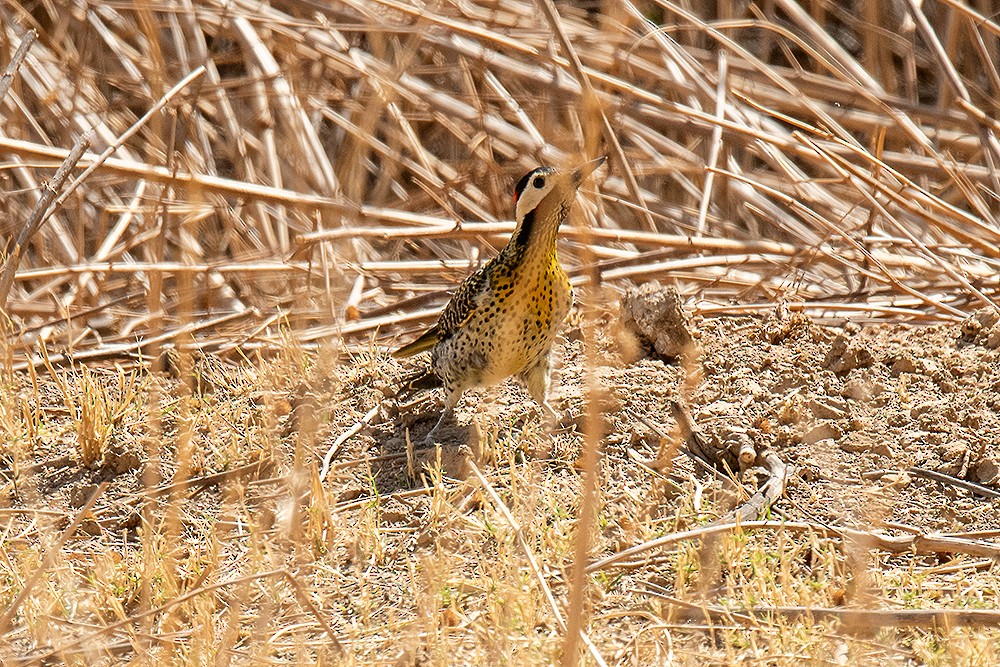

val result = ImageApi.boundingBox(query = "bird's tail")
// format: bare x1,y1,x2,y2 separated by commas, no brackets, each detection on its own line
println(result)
393,325,440,359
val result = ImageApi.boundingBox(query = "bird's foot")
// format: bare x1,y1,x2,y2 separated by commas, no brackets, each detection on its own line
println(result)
540,401,579,432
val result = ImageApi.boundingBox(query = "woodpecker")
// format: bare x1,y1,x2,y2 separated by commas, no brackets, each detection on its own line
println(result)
394,156,606,442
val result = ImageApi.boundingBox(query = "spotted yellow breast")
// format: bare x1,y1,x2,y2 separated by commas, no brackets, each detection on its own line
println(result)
431,249,572,388
478,251,571,381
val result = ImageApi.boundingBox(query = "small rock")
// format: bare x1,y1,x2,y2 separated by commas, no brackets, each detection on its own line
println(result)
842,376,886,402
961,308,1000,349
890,355,919,376
114,511,141,531
963,411,984,429
988,329,1000,350
78,515,103,536
910,400,949,419
778,393,806,425
741,379,765,398
936,441,970,476
902,429,930,445
436,443,473,478
619,282,698,359
971,458,999,485
772,372,809,394
881,471,911,490
797,464,821,482
106,446,142,473
965,307,999,331
803,421,843,444
700,400,739,417
70,484,101,508
812,437,837,450
917,408,957,433
337,487,366,503
839,435,891,457
923,432,948,446
824,333,874,373
764,308,811,344
807,396,849,420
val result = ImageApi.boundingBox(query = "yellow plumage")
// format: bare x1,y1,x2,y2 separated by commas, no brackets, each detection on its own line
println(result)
394,157,605,441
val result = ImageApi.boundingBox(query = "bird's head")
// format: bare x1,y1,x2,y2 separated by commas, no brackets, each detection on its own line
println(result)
510,156,605,248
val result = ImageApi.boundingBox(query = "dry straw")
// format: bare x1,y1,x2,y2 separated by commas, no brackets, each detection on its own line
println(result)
1,0,998,361
2,0,1000,665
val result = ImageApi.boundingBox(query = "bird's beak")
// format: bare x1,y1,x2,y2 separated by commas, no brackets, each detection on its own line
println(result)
573,156,607,185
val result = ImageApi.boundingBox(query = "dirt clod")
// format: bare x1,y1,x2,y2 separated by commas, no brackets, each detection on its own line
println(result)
620,281,697,359
972,457,999,485
803,421,842,444
962,307,1000,347
824,331,875,373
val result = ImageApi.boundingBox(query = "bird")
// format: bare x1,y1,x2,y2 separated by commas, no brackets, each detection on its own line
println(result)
394,156,606,443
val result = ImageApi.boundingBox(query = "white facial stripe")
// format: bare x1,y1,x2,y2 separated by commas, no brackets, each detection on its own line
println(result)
514,170,558,222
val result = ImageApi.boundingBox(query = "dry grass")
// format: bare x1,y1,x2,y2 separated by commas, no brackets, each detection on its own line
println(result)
3,0,1000,353
5,320,1000,665
1,0,1000,664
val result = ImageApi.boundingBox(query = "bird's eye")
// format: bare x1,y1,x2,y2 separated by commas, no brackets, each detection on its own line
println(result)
532,176,545,189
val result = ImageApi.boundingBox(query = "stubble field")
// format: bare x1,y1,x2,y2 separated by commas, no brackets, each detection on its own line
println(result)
2,0,1000,664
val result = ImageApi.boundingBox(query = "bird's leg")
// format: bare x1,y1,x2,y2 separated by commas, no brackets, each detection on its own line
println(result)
425,388,460,444
521,352,559,422
424,408,452,444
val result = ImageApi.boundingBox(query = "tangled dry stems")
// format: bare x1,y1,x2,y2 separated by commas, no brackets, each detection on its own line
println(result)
1,0,1000,664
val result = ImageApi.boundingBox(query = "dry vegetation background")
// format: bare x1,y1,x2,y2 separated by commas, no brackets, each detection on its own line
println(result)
1,0,1000,664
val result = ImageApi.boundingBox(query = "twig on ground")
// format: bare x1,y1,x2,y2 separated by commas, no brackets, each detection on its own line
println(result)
586,520,1000,574
647,593,1000,629
906,466,1000,499
659,400,790,522
281,571,345,655
718,449,788,524
319,404,382,480
863,467,1000,499
14,569,291,665
138,457,274,500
